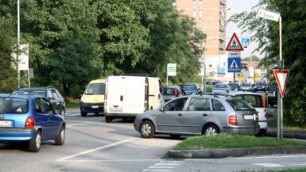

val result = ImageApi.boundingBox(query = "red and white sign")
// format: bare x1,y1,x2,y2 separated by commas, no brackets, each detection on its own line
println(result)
226,33,244,51
273,69,289,97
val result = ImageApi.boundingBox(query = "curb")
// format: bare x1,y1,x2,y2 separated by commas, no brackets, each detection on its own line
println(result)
168,147,306,158
267,131,306,140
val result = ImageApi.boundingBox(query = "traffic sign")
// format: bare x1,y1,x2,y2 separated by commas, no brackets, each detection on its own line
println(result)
228,51,241,57
226,33,244,51
167,63,176,76
273,69,289,97
258,9,280,22
228,57,241,72
241,37,250,48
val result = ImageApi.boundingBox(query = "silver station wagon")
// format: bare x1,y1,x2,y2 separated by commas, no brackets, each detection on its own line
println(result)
134,95,259,138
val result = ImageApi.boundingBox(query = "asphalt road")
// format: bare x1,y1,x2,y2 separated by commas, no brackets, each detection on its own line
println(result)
1,107,306,172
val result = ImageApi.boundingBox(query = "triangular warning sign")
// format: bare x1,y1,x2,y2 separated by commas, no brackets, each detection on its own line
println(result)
229,60,239,70
226,33,244,51
273,69,289,97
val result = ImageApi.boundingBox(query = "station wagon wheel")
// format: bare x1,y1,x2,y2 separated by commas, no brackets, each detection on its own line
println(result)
203,124,220,136
28,130,42,152
140,121,155,138
55,126,65,145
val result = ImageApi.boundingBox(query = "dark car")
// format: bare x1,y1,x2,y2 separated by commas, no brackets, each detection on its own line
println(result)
267,82,278,107
240,83,255,92
162,86,185,102
0,94,65,152
254,82,267,92
179,83,199,95
228,83,240,91
13,86,66,116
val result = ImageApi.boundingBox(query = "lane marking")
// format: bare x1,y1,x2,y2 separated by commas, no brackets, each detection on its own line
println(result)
144,170,173,172
254,163,284,167
54,159,160,162
56,138,135,162
143,160,182,172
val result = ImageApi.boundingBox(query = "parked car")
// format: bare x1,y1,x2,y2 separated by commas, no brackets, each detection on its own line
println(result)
0,94,66,152
134,95,259,138
228,83,240,91
212,83,231,93
179,83,199,95
163,86,185,102
214,91,268,135
254,82,267,92
80,79,105,117
240,83,255,92
13,86,66,116
267,82,278,107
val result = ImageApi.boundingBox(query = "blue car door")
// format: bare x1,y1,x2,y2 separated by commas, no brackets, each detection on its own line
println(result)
34,98,52,140
41,98,62,139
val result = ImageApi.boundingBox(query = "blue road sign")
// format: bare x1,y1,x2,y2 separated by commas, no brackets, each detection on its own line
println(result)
228,57,241,72
241,37,250,48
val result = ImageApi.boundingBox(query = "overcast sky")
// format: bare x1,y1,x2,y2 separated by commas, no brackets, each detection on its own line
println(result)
226,0,260,58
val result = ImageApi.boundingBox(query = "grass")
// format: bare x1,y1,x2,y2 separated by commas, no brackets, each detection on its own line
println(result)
65,97,80,108
175,134,306,150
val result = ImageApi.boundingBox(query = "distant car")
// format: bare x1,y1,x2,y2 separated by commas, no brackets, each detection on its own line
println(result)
134,95,259,138
0,94,65,152
179,83,199,95
214,91,268,135
212,83,231,93
267,82,278,107
13,86,66,116
228,83,240,91
254,82,267,92
162,86,185,102
240,83,255,92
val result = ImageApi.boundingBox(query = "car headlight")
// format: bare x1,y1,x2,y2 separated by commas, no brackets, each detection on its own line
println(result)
80,96,85,103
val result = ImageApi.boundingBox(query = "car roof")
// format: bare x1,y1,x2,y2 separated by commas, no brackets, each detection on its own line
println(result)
0,94,38,99
17,87,50,91
214,91,263,96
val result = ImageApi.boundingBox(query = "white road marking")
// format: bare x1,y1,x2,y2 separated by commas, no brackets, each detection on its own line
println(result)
254,163,284,167
143,160,182,172
56,138,135,162
65,113,81,117
55,159,161,162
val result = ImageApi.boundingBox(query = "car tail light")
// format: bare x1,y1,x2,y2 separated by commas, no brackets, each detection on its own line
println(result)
228,115,238,125
25,116,35,129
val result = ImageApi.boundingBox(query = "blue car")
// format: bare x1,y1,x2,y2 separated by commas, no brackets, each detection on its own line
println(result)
0,94,65,152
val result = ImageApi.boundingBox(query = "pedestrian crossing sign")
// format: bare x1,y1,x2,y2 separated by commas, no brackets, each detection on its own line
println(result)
228,57,241,72
226,33,244,51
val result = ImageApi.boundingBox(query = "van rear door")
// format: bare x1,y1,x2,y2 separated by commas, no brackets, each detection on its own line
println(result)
148,77,163,110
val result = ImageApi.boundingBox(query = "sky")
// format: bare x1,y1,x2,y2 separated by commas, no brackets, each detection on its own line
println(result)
226,0,260,58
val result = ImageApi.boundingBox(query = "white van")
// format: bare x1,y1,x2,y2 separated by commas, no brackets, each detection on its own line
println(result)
104,75,163,122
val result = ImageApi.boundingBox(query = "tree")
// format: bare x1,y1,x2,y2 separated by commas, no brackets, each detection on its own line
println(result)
230,0,306,125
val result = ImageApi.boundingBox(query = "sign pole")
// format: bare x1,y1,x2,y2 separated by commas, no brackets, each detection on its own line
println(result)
279,16,283,139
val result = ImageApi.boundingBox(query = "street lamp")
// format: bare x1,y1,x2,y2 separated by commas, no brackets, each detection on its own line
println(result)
17,0,20,88
258,9,283,139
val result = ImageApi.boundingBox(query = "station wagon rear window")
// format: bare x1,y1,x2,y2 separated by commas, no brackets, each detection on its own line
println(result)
226,99,254,111
0,97,28,114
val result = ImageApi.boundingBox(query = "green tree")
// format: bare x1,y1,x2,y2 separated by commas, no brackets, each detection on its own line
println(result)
230,0,306,125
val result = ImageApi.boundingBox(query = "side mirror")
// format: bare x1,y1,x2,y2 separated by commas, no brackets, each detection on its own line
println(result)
160,107,164,112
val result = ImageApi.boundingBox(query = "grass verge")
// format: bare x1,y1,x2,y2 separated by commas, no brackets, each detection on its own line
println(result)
175,134,306,150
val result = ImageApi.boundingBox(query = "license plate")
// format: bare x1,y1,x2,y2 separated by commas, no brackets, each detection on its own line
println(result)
91,105,99,109
0,120,13,127
109,107,123,112
244,115,254,120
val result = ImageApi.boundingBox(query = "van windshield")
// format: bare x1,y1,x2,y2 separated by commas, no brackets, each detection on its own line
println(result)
85,83,105,95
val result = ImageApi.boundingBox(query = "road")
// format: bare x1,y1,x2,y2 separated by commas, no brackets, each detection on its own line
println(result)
1,108,306,172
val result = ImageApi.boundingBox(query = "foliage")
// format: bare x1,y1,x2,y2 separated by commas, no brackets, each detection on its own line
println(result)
229,0,306,125
0,0,205,97
175,134,306,150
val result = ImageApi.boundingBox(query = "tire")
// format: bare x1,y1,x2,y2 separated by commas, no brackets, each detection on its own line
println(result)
170,135,181,139
28,131,42,152
203,124,220,136
256,129,267,137
55,126,65,145
81,112,87,117
140,121,155,138
94,112,99,115
105,116,112,123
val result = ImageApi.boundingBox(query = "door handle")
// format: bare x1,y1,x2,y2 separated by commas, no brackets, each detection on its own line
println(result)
120,95,123,101
202,114,208,117
177,113,183,117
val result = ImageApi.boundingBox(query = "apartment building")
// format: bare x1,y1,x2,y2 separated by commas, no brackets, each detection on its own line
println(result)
174,0,227,80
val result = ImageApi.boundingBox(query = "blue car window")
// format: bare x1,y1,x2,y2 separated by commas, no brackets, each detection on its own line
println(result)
0,97,28,114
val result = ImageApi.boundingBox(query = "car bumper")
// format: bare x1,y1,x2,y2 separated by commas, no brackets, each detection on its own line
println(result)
224,125,259,135
0,128,36,141
80,103,104,113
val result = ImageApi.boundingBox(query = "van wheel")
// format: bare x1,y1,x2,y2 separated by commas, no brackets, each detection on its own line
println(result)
140,121,155,138
81,112,87,117
28,131,42,152
105,116,112,123
203,124,220,136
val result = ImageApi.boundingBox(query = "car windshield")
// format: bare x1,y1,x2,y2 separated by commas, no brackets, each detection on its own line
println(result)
85,83,105,95
181,85,197,92
255,83,265,87
226,98,254,111
163,88,176,95
0,97,28,114
15,90,45,97
214,84,229,89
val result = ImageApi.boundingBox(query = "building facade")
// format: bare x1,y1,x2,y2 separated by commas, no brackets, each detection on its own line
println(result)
174,0,227,81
